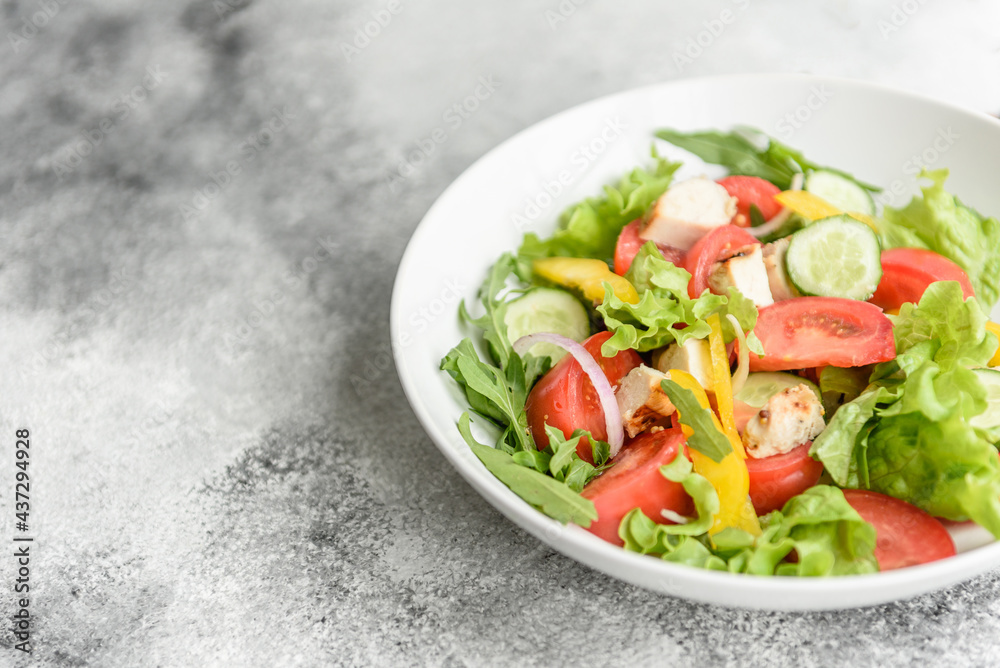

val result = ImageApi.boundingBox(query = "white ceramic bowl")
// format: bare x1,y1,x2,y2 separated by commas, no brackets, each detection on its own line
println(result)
391,74,1000,610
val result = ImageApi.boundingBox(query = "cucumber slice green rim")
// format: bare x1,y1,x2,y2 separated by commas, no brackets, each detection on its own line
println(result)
785,215,883,301
503,287,590,363
735,371,821,408
805,170,876,216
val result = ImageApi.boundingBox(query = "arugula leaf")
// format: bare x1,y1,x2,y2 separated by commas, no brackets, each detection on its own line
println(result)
443,251,615,524
543,424,610,491
517,150,681,266
458,253,518,370
659,379,732,463
655,127,879,192
878,169,1000,309
458,414,598,526
441,338,534,453
597,243,760,356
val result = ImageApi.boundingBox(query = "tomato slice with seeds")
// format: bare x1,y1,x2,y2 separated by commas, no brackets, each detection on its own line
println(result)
869,248,975,311
581,427,693,546
748,297,896,372
842,489,956,570
525,331,641,463
613,219,686,276
681,224,760,299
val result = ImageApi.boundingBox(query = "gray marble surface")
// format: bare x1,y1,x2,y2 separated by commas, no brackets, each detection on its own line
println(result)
3,0,1000,665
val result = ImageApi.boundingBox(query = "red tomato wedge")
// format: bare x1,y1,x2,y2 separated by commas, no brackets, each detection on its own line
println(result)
717,175,782,226
613,219,686,276
749,298,896,371
525,331,641,463
842,489,956,571
869,248,975,311
745,442,825,515
681,224,760,299
581,427,693,546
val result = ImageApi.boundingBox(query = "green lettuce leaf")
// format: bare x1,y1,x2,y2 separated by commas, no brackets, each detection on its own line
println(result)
597,243,761,356
618,451,729,570
810,385,898,488
619,448,721,542
890,281,997,370
620,486,877,575
517,151,681,265
818,365,870,418
866,413,1000,536
760,486,878,576
878,169,1000,309
655,126,879,192
809,283,1000,536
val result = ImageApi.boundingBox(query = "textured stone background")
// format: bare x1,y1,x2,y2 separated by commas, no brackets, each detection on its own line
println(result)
2,0,1000,665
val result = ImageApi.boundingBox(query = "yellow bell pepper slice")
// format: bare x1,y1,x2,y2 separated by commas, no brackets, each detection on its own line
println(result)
774,190,879,231
706,314,746,458
774,190,841,221
533,257,639,304
986,321,1000,367
670,370,761,536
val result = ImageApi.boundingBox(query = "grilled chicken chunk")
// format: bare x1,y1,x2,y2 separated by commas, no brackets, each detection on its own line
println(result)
616,365,677,438
743,384,825,459
640,178,738,252
707,243,774,308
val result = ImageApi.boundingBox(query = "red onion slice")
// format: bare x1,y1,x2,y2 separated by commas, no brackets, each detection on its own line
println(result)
747,172,804,239
512,332,625,457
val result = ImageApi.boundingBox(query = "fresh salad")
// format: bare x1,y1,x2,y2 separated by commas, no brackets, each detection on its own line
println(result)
441,126,1000,576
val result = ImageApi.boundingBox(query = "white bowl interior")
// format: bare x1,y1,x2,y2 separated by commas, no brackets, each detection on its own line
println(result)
391,74,1000,610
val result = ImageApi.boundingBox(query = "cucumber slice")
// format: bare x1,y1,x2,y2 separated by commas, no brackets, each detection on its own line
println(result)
504,287,590,363
785,215,883,300
970,368,1000,432
735,372,821,408
805,170,876,215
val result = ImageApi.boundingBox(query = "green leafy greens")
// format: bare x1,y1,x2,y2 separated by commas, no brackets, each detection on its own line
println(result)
620,484,878,575
877,169,1000,310
655,126,879,192
810,282,1000,536
597,242,763,357
659,379,732,463
517,150,681,266
441,253,608,526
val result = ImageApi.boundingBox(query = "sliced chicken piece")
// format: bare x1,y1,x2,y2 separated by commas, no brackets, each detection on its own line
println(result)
616,365,677,438
761,237,800,302
640,178,738,252
743,384,826,459
653,337,714,390
707,243,774,308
